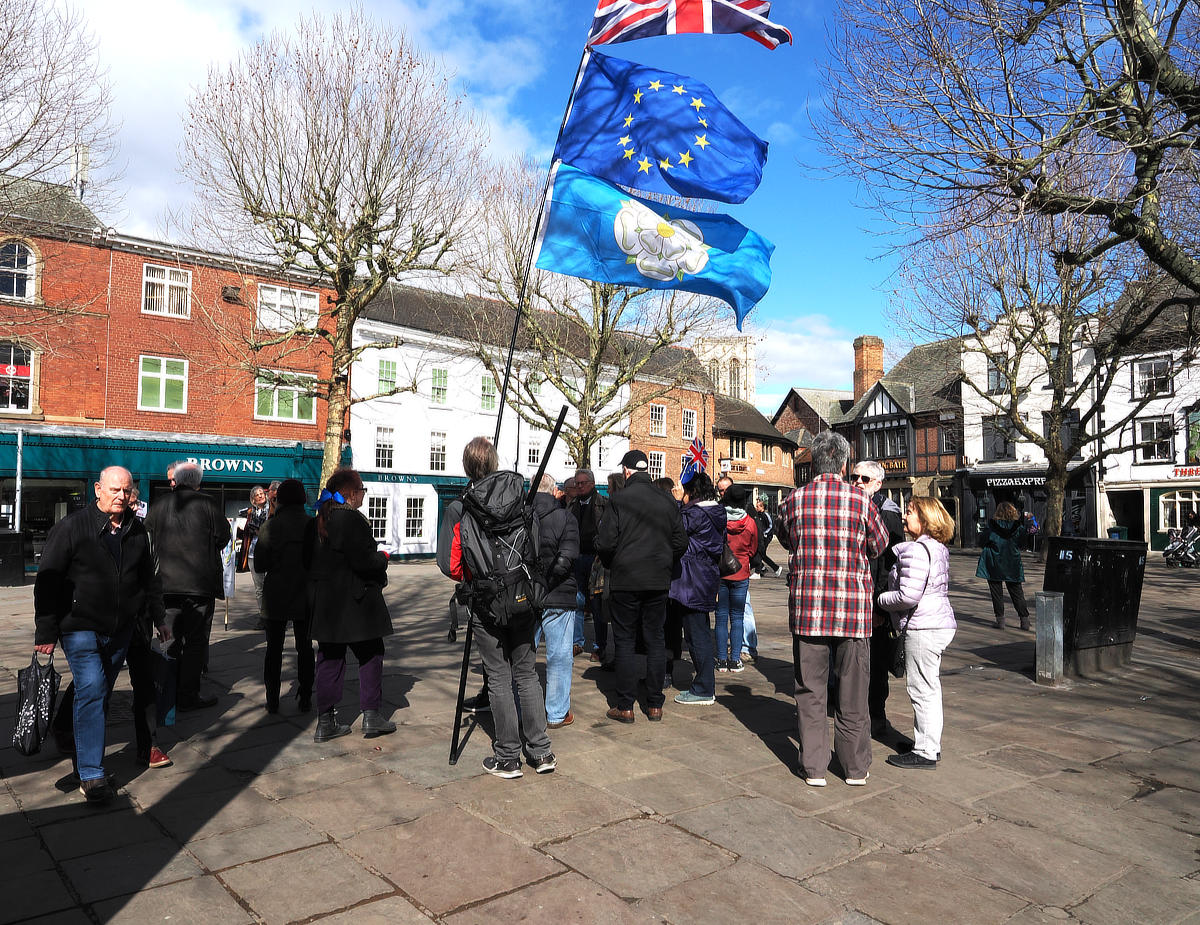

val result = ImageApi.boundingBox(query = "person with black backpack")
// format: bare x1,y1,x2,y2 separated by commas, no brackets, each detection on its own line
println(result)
437,437,555,779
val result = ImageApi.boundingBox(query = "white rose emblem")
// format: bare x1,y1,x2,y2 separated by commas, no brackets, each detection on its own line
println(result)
614,200,709,282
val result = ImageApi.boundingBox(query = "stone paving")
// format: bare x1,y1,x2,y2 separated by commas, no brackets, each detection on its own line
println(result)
0,551,1197,924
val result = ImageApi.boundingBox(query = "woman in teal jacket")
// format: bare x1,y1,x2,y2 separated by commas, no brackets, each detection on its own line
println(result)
975,501,1030,630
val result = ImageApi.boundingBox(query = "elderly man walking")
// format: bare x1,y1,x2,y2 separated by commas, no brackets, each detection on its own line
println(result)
34,466,168,804
145,461,232,711
778,432,888,787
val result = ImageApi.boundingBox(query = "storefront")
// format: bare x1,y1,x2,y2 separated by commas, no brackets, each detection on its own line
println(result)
0,426,325,572
958,463,1096,547
359,471,469,559
1104,466,1200,551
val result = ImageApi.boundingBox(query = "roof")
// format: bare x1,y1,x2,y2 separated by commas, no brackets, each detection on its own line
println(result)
714,394,798,447
0,176,101,231
831,337,963,425
360,282,713,389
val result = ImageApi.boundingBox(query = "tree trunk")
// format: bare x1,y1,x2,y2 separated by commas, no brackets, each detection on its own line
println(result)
1043,461,1068,541
320,316,353,486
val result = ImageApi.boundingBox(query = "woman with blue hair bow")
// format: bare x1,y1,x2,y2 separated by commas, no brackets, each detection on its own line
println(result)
308,467,396,742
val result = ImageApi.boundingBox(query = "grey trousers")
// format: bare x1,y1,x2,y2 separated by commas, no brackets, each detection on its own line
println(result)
472,613,552,763
793,634,871,780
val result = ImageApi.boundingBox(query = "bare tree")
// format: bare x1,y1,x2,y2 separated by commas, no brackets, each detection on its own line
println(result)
179,8,487,481
894,209,1199,535
817,0,1200,295
458,156,722,467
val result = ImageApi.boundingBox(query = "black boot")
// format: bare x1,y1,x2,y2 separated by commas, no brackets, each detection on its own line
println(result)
314,709,352,743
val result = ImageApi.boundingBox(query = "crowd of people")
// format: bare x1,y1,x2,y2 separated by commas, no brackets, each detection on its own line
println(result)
31,429,965,801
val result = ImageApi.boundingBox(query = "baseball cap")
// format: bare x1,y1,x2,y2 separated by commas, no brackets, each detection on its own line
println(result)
619,449,648,471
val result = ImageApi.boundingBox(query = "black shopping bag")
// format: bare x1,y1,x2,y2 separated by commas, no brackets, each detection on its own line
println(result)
13,653,62,756
152,641,177,727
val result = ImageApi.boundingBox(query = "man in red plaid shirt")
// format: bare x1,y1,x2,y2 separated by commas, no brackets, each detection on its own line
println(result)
778,431,888,787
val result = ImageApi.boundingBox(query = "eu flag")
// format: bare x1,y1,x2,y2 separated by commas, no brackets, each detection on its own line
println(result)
534,164,773,329
554,51,767,204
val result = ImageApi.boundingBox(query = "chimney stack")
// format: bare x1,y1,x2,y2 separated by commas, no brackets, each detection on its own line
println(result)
853,335,884,401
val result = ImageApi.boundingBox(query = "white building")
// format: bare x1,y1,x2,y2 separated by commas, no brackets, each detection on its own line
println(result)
348,286,629,557
692,333,757,403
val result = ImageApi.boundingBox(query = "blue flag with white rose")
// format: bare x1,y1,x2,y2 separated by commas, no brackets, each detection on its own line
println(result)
534,163,773,328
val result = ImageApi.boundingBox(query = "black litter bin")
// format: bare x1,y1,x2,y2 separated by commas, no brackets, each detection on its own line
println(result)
0,532,24,586
1042,536,1147,676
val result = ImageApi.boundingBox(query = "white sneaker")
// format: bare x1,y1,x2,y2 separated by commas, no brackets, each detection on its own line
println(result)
845,773,870,786
748,572,761,580
804,777,827,787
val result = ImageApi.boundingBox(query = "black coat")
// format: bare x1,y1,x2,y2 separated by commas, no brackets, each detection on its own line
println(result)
253,504,312,622
144,487,232,598
569,489,608,555
35,504,166,645
532,492,580,608
308,503,393,643
869,491,906,621
595,472,688,592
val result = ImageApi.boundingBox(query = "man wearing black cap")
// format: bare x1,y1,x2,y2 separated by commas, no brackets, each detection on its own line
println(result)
595,449,688,723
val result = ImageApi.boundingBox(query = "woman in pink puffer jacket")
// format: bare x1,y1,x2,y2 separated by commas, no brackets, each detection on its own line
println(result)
877,496,957,772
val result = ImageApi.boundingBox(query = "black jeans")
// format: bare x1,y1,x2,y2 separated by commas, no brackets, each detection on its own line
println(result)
868,620,892,728
263,617,315,707
988,580,1030,627
166,594,215,701
609,589,668,710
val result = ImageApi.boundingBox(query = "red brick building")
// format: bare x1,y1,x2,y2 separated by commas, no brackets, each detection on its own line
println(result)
627,378,716,483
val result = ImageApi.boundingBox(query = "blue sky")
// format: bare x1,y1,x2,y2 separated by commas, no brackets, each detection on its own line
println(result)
82,1,902,415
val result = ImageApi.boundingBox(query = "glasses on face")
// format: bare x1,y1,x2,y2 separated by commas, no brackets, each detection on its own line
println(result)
849,474,871,484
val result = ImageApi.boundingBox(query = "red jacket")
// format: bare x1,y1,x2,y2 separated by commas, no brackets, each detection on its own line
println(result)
724,511,758,582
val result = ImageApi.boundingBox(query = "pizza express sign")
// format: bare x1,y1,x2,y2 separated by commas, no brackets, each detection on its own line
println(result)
984,476,1044,488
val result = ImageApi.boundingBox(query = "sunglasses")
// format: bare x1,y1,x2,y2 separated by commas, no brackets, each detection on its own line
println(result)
849,474,872,484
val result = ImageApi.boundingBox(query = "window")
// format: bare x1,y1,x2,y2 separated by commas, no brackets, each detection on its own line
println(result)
257,284,318,331
366,496,389,541
1,242,35,301
139,355,188,413
255,371,315,422
648,450,665,479
375,426,394,469
481,375,497,411
682,408,697,440
0,342,32,412
431,367,448,404
986,356,1008,395
1046,343,1074,388
1136,416,1173,463
649,403,666,436
597,444,606,469
1161,489,1200,531
142,263,191,317
1133,356,1172,398
731,438,748,459
1187,408,1200,465
1042,410,1083,460
405,497,425,539
708,361,721,393
863,425,907,459
729,358,741,399
527,442,541,468
430,431,447,471
761,442,775,464
982,415,1016,461
939,425,959,455
378,359,397,393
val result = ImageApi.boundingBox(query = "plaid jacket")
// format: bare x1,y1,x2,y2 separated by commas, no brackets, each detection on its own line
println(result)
778,473,889,638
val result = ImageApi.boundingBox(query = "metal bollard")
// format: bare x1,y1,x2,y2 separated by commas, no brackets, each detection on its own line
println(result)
1035,590,1064,685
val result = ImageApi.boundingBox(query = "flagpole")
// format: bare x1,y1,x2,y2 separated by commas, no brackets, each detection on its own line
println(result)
492,44,593,448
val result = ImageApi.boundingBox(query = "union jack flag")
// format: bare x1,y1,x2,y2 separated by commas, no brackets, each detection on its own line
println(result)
588,0,792,50
681,437,709,482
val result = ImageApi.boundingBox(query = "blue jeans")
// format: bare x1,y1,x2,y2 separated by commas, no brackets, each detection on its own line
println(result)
675,602,715,697
539,608,576,723
741,598,758,657
716,578,748,662
59,626,134,782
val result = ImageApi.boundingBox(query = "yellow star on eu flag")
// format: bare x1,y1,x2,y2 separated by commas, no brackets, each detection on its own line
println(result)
672,84,685,94
624,114,634,128
634,89,643,103
623,148,635,160
694,134,710,149
648,79,663,91
659,157,672,170
637,156,652,173
690,97,705,112
619,135,631,146
678,151,693,167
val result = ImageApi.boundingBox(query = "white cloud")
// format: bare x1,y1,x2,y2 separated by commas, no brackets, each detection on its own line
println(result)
766,121,798,146
751,314,856,414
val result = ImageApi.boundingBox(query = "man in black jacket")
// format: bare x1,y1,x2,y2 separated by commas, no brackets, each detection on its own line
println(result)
532,474,580,729
595,450,688,723
145,461,231,711
568,468,607,657
34,466,168,804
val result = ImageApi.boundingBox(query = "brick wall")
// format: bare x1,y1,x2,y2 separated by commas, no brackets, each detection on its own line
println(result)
628,381,715,480
714,432,795,487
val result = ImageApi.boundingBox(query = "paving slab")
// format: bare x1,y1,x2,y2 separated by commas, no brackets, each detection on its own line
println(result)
601,764,749,815
806,849,1028,924
38,807,163,860
973,744,1090,779
444,871,660,925
342,806,564,915
92,875,253,925
0,835,76,924
928,819,1130,908
815,787,982,850
251,752,384,800
186,815,328,871
219,842,392,923
59,837,205,903
974,720,1125,763
643,857,840,925
673,794,867,879
0,789,34,843
314,895,434,924
546,816,733,900
1058,715,1191,752
1097,738,1200,792
278,770,446,839
559,740,689,789
1069,866,1200,925
145,786,290,843
1119,784,1200,835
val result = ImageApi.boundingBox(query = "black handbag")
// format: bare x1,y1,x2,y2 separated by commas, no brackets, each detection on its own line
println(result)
719,540,740,577
13,653,62,756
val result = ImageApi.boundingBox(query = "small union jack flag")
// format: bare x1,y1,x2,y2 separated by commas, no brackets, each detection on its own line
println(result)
681,437,709,482
588,0,792,50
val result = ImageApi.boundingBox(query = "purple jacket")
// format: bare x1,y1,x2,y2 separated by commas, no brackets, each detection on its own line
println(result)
670,501,726,612
877,536,956,632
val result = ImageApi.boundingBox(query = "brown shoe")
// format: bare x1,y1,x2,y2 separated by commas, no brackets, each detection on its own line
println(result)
573,644,584,657
588,650,601,662
548,711,574,729
606,707,635,724
647,707,663,722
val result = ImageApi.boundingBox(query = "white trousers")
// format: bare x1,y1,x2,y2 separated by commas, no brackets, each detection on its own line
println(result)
904,627,956,760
